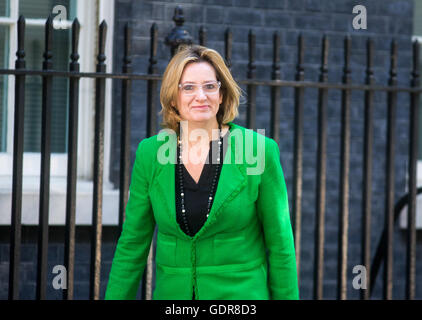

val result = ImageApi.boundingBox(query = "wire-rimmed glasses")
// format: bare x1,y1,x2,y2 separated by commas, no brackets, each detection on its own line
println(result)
178,81,221,96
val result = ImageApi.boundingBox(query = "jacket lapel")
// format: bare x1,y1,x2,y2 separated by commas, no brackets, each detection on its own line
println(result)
202,133,247,235
153,123,247,238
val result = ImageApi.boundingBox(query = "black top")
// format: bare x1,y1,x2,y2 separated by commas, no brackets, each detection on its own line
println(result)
175,129,230,237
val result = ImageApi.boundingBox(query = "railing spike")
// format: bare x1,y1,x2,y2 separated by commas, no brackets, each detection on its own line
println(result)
224,28,232,69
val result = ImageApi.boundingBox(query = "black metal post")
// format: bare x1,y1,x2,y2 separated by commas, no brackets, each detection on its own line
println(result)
224,28,232,70
119,22,132,232
199,26,206,47
338,35,351,300
142,22,158,301
406,40,420,300
361,37,374,300
293,34,305,283
90,20,107,300
165,6,193,57
314,35,329,300
270,31,281,143
64,18,80,300
383,39,397,300
147,23,158,138
9,15,26,300
36,15,53,301
247,30,256,130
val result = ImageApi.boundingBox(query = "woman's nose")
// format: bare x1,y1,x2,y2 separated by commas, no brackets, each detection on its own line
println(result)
194,88,207,100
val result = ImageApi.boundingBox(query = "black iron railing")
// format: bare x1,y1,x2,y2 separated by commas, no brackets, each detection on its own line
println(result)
1,6,420,300
370,187,422,298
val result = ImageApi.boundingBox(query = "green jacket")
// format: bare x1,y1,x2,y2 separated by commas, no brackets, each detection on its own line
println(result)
105,122,299,300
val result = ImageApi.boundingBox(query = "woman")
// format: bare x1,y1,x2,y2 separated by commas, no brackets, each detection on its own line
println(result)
105,45,299,300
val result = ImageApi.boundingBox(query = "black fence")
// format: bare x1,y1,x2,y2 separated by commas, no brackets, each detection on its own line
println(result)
1,7,421,300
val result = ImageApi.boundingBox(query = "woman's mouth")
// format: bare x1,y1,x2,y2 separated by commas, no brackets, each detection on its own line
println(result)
192,105,209,109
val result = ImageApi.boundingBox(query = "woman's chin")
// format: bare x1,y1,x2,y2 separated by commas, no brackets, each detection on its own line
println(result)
188,114,214,123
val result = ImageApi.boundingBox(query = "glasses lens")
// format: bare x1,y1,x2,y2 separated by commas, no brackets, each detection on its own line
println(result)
203,82,218,93
180,81,220,95
182,84,196,94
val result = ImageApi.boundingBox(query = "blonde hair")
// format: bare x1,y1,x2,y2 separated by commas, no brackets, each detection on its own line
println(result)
159,45,241,132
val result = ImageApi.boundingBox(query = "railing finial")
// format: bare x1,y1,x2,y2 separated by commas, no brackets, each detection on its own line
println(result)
165,6,193,57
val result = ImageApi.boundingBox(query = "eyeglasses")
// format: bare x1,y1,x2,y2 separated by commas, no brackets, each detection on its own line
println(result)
178,81,221,96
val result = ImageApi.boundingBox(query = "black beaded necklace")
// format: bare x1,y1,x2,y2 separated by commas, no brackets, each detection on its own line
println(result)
177,123,223,237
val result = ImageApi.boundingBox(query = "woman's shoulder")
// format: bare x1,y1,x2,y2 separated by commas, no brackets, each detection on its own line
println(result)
136,128,177,153
227,122,280,175
133,129,178,172
228,122,278,151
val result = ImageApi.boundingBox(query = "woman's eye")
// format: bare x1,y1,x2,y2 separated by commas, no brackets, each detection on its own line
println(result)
205,84,216,90
183,85,194,91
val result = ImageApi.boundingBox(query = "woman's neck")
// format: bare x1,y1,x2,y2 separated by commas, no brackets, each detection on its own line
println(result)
178,120,230,165
180,120,222,147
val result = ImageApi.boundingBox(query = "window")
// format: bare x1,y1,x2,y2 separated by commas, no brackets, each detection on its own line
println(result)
22,0,75,154
0,0,117,225
0,0,76,176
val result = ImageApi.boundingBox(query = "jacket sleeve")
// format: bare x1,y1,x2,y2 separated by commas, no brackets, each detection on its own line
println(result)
256,138,299,300
105,139,156,300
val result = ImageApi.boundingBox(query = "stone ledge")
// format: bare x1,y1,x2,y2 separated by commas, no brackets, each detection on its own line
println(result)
0,176,120,226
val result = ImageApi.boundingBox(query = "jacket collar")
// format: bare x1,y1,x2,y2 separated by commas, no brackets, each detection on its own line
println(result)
154,122,247,239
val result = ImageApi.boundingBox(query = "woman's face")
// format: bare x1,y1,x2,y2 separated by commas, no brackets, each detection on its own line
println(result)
176,61,223,125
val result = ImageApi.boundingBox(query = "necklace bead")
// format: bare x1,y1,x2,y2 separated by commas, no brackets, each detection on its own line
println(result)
177,123,223,237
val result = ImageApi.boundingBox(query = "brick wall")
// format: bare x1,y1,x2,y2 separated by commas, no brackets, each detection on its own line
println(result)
0,227,126,300
1,0,420,300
